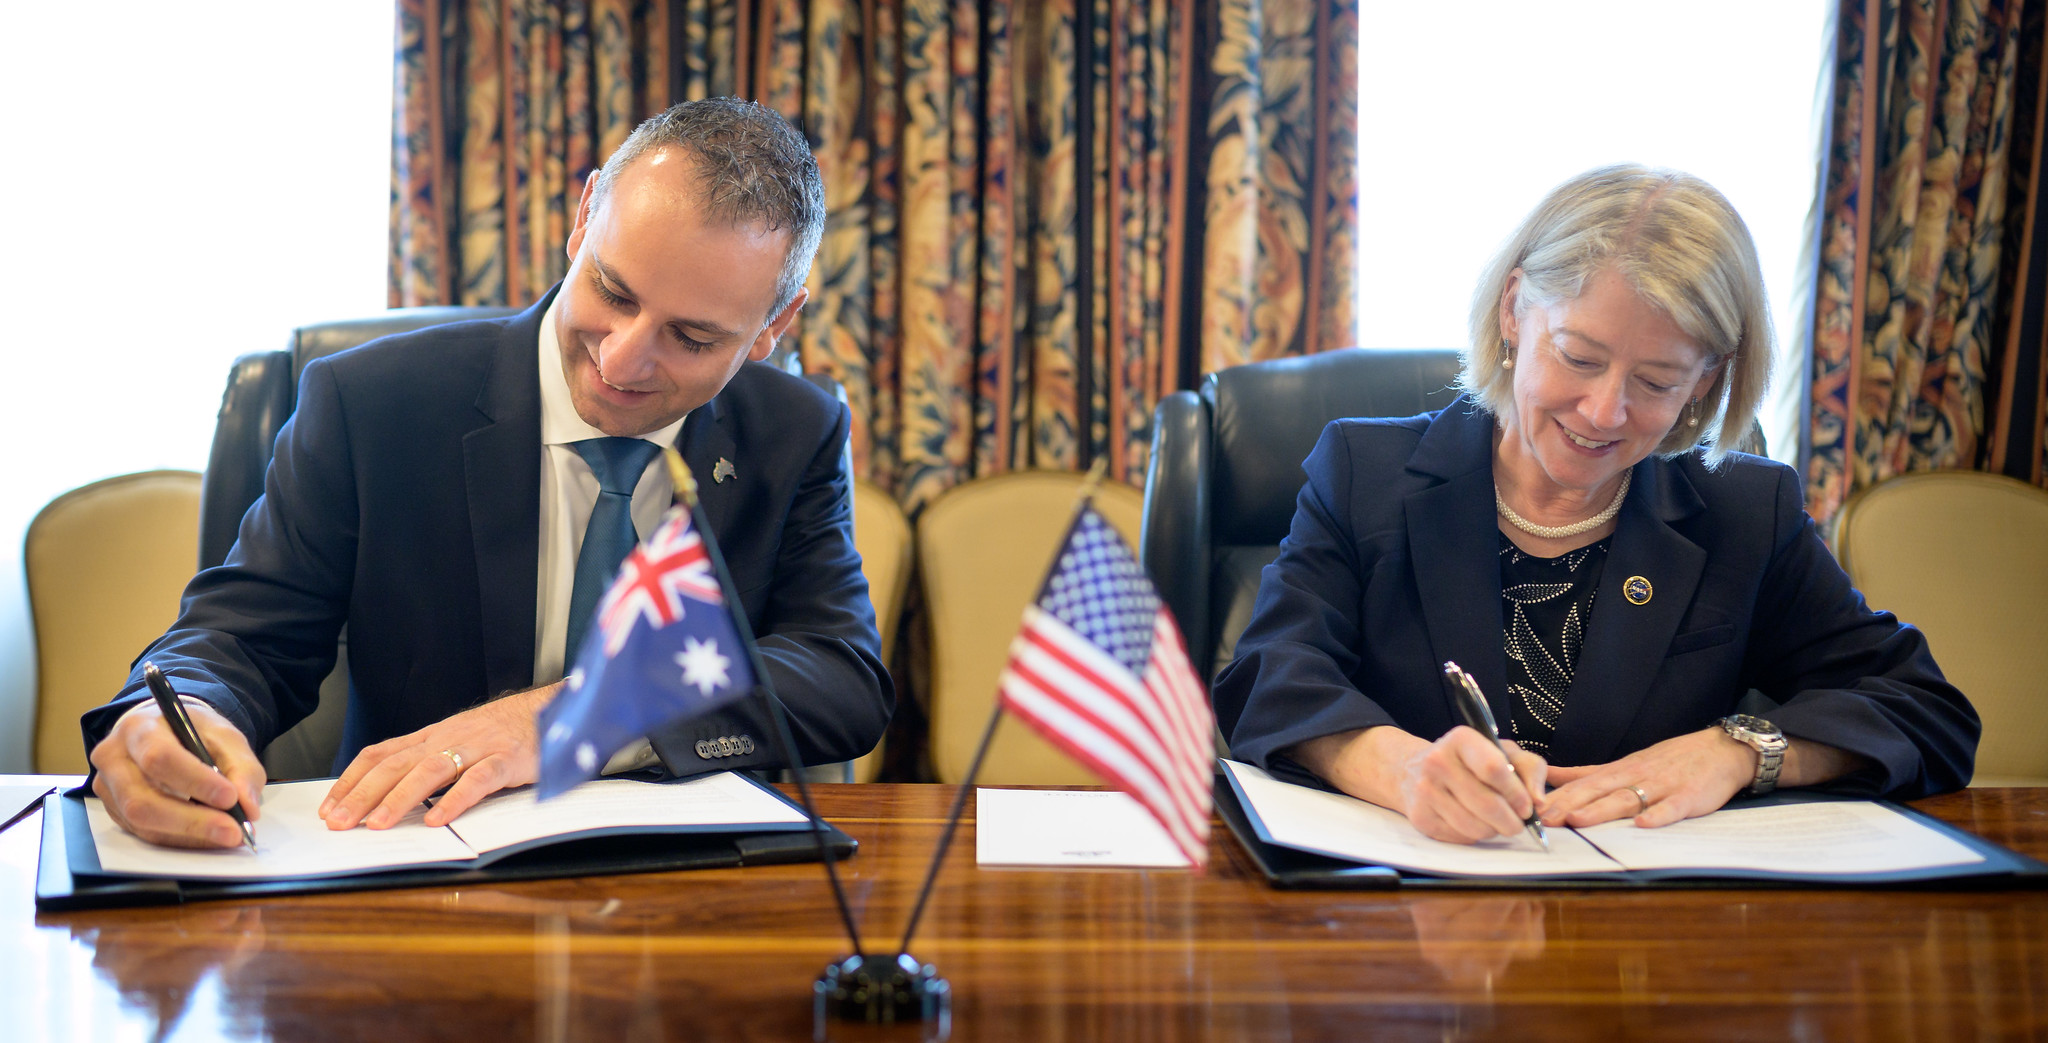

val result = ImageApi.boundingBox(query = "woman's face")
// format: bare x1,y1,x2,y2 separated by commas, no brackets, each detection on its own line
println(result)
1496,267,1717,502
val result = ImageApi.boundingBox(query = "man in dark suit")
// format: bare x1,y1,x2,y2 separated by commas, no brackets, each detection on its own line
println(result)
85,98,891,849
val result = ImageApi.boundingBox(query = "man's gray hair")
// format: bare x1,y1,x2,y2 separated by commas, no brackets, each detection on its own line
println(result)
591,97,826,321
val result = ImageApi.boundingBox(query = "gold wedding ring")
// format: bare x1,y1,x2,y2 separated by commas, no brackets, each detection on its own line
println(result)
440,749,465,773
1629,785,1649,815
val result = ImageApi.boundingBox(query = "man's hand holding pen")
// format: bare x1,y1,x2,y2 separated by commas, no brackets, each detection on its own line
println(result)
89,674,266,851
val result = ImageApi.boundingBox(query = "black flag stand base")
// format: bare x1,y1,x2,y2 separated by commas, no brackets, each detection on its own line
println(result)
812,952,951,1039
812,704,1007,1041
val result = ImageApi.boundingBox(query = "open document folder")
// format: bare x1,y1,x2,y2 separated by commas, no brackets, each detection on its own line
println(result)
1219,760,2048,889
39,772,854,910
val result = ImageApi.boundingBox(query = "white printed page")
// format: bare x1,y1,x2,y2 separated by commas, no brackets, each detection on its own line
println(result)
84,779,478,880
975,788,1194,868
1225,761,1624,877
447,772,809,857
1576,800,1986,875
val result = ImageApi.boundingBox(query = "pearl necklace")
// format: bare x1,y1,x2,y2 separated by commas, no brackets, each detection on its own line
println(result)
1496,471,1631,539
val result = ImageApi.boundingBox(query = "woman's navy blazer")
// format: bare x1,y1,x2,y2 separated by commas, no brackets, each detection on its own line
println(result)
1213,397,1978,798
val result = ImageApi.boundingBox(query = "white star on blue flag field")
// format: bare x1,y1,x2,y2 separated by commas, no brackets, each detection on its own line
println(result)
536,509,757,798
1037,510,1161,676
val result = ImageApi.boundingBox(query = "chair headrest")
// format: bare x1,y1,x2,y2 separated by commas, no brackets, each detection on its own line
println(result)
1207,347,1462,544
290,306,521,379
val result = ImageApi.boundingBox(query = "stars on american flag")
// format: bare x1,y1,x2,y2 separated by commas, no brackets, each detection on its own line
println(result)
1040,512,1161,676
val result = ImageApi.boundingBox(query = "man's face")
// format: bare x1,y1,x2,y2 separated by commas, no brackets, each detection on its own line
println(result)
554,147,806,437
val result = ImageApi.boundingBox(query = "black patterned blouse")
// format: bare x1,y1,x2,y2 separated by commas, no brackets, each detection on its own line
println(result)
1498,532,1611,758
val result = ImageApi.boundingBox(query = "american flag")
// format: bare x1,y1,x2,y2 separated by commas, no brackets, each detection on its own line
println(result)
997,506,1215,866
536,506,755,798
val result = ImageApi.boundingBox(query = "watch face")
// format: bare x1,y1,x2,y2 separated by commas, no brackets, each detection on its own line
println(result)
1726,713,1781,738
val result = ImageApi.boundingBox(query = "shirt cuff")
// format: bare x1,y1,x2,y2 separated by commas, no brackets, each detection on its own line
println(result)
600,738,660,775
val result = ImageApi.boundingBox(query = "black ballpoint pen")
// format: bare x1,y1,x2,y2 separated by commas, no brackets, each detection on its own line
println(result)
142,663,258,851
1442,661,1549,851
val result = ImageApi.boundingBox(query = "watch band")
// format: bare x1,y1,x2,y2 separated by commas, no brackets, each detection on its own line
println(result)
1749,740,1783,794
1718,715,1787,795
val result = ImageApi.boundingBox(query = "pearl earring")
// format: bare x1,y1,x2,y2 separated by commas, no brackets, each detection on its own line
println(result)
1501,338,1514,370
1686,398,1701,428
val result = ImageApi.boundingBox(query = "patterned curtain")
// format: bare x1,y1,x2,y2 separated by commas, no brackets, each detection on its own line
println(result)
1808,0,2048,520
388,0,1361,506
1199,0,1359,373
390,0,673,307
1989,2,2048,485
752,1,1197,510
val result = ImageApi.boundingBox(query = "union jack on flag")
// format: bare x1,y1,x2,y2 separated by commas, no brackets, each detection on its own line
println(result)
536,506,755,798
591,510,722,656
997,506,1216,866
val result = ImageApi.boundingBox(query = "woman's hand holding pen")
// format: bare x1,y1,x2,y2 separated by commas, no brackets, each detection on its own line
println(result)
1291,725,1547,845
1399,727,1548,844
91,698,266,849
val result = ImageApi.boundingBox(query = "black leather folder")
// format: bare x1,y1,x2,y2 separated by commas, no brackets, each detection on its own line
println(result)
1216,773,2048,891
36,781,856,912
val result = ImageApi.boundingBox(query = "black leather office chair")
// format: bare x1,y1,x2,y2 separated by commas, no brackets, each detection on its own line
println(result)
201,307,520,571
1139,348,1464,685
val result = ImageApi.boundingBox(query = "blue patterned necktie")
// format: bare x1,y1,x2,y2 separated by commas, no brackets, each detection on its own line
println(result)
566,437,662,657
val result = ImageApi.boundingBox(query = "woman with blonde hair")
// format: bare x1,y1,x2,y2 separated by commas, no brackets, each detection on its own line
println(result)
1213,165,1977,844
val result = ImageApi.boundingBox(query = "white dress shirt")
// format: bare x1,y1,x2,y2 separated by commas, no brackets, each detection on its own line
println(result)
533,295,684,772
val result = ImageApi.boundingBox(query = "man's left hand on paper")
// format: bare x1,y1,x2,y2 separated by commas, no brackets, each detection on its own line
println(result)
320,683,561,830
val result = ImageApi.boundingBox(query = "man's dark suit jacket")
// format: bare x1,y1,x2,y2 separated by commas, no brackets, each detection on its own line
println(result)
1213,397,1978,799
84,289,892,775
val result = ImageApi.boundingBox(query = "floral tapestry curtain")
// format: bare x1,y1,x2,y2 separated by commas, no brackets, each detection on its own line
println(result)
1199,0,1359,373
1808,0,2048,520
390,0,673,307
754,0,1198,509
390,0,1360,511
1990,1,2048,484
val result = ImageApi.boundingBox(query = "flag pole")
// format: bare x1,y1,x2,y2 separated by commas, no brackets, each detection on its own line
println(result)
892,700,1002,956
891,461,1110,956
663,449,865,958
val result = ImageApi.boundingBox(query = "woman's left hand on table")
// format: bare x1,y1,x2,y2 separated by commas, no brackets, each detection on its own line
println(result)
1540,727,1754,829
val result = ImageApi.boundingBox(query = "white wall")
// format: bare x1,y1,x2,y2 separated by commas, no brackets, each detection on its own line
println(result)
0,4,391,771
1355,0,1834,465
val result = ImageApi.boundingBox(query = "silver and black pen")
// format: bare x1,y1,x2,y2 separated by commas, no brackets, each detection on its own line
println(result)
143,662,258,851
1442,661,1548,851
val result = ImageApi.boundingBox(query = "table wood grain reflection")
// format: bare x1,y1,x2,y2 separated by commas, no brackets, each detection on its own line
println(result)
9,782,2047,1041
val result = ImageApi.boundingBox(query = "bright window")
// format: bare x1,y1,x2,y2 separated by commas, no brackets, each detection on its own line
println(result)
0,4,391,773
1356,0,1834,465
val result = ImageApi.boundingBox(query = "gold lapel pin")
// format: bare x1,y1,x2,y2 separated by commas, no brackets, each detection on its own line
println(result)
1624,576,1653,605
712,457,737,484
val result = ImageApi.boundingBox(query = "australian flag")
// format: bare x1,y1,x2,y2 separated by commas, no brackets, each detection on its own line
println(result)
536,506,754,798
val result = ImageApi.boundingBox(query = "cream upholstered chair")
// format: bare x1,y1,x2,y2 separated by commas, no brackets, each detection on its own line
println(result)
26,471,202,774
918,470,1147,784
1832,471,2048,787
849,479,913,782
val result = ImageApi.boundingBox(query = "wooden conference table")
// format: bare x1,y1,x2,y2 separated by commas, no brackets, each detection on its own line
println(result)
7,780,2047,1041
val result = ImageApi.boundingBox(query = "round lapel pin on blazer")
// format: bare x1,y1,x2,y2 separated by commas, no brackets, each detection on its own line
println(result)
1624,576,1653,605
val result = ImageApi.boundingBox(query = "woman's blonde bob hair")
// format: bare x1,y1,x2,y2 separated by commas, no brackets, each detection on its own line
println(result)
1463,164,1771,466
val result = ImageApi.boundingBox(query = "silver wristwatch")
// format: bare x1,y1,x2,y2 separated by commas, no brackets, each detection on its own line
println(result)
1718,714,1788,795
